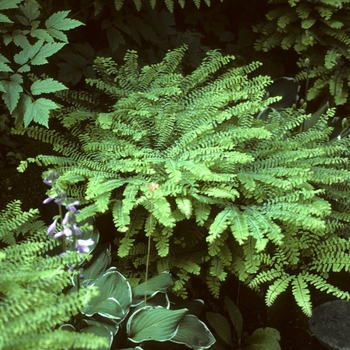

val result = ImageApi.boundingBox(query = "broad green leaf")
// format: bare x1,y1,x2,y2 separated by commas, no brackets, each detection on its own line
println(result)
45,10,83,31
127,306,187,343
243,327,281,350
78,247,111,287
30,78,67,95
225,296,243,342
31,42,65,65
82,268,132,321
23,97,59,127
172,314,216,349
132,272,173,299
206,312,231,345
1,74,23,113
83,318,119,336
0,0,22,10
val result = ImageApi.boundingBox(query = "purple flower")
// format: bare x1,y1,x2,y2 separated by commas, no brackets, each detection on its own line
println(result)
76,239,94,253
66,201,80,214
47,219,58,236
43,171,58,186
54,198,64,205
43,197,54,204
54,227,72,239
62,212,70,226
73,223,82,236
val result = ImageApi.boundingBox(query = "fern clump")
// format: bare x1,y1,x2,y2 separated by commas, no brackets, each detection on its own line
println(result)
253,0,350,106
14,46,350,314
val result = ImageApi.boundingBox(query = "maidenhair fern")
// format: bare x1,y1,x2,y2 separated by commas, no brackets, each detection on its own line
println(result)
253,0,350,106
14,45,350,314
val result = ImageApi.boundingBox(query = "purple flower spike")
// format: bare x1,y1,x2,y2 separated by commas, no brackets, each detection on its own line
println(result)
66,201,80,214
54,227,72,239
43,171,58,186
43,197,54,204
73,223,82,236
62,212,70,226
47,219,58,236
54,231,65,238
76,239,94,253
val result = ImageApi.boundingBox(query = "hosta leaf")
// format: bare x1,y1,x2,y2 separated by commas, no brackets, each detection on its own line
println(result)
82,268,132,321
132,271,173,300
172,314,216,349
206,312,232,345
127,306,187,343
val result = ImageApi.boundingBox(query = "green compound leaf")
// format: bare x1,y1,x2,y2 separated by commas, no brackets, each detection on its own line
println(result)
30,78,67,95
0,53,12,72
0,0,22,10
1,73,23,113
45,10,83,30
14,40,43,65
31,42,66,65
23,97,59,127
0,13,12,23
20,0,40,22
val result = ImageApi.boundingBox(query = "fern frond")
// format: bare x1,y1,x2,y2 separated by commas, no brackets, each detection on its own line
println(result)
291,274,312,316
